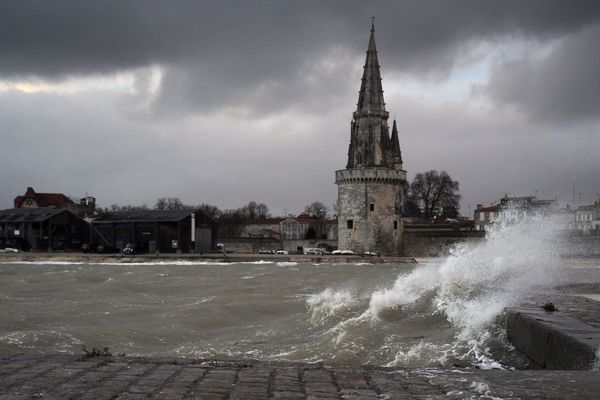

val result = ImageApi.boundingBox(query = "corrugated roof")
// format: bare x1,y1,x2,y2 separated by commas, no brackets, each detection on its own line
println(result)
92,209,199,223
0,207,68,222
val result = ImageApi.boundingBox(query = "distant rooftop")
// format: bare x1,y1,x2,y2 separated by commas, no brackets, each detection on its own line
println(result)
0,207,71,222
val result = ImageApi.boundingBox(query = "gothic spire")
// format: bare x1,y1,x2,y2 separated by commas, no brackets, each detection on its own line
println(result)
356,19,386,113
390,119,403,165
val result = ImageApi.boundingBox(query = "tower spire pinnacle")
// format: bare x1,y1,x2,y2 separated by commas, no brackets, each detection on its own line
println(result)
356,18,385,113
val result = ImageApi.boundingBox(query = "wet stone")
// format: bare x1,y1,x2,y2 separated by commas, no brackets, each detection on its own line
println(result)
340,388,379,398
335,372,370,389
186,393,226,400
118,365,156,376
303,370,333,382
115,394,150,400
305,382,339,396
128,384,158,394
272,391,304,399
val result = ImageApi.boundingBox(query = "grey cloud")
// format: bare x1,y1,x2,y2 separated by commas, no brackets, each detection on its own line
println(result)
2,1,600,119
480,23,600,122
2,1,600,214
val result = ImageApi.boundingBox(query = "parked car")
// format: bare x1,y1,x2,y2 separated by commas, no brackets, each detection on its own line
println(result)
304,248,325,255
363,251,377,256
258,248,273,254
96,244,120,254
275,250,289,255
0,246,18,253
81,243,98,253
332,249,355,255
122,243,147,255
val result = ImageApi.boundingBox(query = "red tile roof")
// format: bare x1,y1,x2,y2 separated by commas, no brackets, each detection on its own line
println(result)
14,187,75,208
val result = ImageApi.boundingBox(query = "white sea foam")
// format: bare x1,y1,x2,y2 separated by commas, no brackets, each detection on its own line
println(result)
306,288,357,324
276,262,298,267
385,340,449,367
364,211,565,367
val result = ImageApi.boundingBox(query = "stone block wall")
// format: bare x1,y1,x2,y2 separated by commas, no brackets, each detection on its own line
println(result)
336,168,404,255
402,230,485,257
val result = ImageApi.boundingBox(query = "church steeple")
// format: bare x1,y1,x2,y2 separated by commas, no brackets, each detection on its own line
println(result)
390,119,403,167
356,18,386,114
347,20,393,169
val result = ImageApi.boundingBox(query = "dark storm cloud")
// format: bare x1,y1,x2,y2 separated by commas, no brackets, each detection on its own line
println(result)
2,1,600,118
2,1,600,213
480,24,600,123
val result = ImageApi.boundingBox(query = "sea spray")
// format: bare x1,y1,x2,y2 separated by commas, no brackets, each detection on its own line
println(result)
306,288,358,324
362,211,566,367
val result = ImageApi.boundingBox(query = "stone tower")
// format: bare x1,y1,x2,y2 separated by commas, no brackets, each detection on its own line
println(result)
335,22,406,255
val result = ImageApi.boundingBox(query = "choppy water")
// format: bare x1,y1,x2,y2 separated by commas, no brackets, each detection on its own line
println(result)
1,215,599,368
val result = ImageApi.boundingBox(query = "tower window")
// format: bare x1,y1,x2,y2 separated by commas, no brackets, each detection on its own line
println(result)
370,203,374,212
394,221,398,230
347,220,354,229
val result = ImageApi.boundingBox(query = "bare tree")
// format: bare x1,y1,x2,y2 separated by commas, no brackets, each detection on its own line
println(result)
155,197,186,210
408,170,461,221
304,201,328,219
256,203,269,218
246,201,258,219
197,203,221,219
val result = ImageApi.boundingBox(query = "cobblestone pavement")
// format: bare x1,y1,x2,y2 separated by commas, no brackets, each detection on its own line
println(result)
1,355,599,399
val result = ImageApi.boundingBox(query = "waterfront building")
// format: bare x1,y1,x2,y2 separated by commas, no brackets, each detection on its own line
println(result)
13,186,96,217
335,22,406,255
0,207,90,251
91,209,217,253
576,202,600,233
474,196,559,231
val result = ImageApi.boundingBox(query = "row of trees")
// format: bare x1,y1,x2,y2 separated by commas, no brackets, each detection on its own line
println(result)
96,170,461,223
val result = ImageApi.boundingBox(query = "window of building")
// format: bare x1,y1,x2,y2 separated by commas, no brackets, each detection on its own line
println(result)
370,203,374,212
347,220,354,229
394,220,398,230
479,213,484,221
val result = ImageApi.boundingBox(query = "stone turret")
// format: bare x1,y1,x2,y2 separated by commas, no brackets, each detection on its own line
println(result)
335,21,407,256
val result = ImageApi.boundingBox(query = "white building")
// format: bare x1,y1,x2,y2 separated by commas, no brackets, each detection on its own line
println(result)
576,203,600,232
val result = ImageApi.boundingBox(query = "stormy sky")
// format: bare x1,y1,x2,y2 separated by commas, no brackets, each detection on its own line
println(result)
1,0,599,216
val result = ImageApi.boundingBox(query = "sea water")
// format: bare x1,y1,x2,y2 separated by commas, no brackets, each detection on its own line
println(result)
1,215,599,368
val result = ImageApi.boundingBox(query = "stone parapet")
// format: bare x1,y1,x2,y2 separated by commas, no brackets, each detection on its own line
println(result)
335,168,406,184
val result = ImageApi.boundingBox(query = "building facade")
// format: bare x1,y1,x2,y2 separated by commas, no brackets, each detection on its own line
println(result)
335,22,406,255
0,208,91,251
576,202,600,233
474,196,559,231
91,209,217,253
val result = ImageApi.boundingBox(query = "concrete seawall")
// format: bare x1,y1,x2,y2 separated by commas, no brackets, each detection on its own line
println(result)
506,287,600,370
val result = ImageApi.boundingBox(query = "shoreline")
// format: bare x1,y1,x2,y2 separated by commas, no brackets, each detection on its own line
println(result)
0,251,418,264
